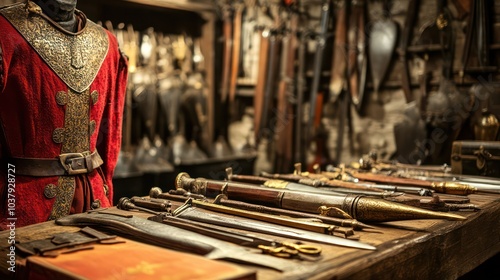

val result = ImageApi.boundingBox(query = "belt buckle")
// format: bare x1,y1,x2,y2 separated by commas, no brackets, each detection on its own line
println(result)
59,152,91,175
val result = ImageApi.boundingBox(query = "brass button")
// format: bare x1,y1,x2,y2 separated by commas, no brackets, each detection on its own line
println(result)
89,120,96,135
91,90,99,105
103,184,109,197
91,199,101,210
44,184,57,199
56,91,68,105
52,128,65,144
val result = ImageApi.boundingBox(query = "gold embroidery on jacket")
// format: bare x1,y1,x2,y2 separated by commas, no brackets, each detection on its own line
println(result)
0,3,109,93
48,89,92,220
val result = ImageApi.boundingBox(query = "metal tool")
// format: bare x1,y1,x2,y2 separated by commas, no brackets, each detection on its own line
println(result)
158,215,322,259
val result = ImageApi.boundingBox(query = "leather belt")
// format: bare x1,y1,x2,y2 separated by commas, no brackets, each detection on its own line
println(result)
8,150,103,177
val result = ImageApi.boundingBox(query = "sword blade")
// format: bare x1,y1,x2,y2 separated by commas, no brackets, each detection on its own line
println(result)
55,211,301,272
176,207,376,251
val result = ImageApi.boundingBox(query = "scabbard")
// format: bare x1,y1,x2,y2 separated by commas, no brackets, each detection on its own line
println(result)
55,211,300,272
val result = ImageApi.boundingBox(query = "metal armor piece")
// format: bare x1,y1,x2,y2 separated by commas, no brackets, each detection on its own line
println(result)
1,3,109,93
474,109,500,141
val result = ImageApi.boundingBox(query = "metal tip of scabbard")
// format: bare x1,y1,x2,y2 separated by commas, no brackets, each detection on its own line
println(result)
355,197,468,222
440,212,468,221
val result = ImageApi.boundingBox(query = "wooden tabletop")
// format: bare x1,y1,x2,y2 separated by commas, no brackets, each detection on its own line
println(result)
1,192,499,279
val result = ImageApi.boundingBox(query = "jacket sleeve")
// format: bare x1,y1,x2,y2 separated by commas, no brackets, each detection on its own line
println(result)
0,43,4,93
96,31,128,203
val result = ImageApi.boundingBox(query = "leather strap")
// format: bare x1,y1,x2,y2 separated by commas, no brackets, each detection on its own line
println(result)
7,150,103,177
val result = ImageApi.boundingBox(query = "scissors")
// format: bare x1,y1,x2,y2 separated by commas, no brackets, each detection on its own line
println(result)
257,240,322,259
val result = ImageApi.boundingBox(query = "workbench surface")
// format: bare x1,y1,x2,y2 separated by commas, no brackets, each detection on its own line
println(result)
1,192,499,279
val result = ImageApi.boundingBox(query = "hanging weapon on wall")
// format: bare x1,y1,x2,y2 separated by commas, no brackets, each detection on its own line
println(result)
368,0,398,103
461,0,496,77
328,0,347,104
348,0,367,112
332,0,350,164
306,0,330,142
219,1,233,104
274,3,298,173
294,1,308,166
398,0,419,103
253,27,270,142
258,4,282,145
228,0,244,124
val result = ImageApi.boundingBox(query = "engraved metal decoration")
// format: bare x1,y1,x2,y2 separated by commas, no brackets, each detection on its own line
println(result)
91,90,99,105
48,177,75,220
52,128,65,144
0,3,109,93
56,91,68,105
43,184,57,199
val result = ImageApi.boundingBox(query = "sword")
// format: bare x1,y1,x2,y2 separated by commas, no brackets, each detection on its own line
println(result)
180,197,351,236
172,199,376,251
118,197,322,259
56,210,304,272
149,187,376,231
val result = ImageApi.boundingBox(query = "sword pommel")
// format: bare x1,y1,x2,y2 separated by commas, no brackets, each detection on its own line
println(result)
149,187,163,199
175,172,207,195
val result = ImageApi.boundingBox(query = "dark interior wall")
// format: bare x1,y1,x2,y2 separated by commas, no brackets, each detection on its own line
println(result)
77,0,206,37
3,0,498,167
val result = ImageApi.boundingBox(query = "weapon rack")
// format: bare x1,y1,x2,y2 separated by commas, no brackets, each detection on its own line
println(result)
78,0,216,152
56,0,500,197
75,0,262,201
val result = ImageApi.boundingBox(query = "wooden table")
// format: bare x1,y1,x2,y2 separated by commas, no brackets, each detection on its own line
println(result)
1,192,499,279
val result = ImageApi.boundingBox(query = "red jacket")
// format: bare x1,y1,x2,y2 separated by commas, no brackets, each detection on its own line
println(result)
0,3,128,229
